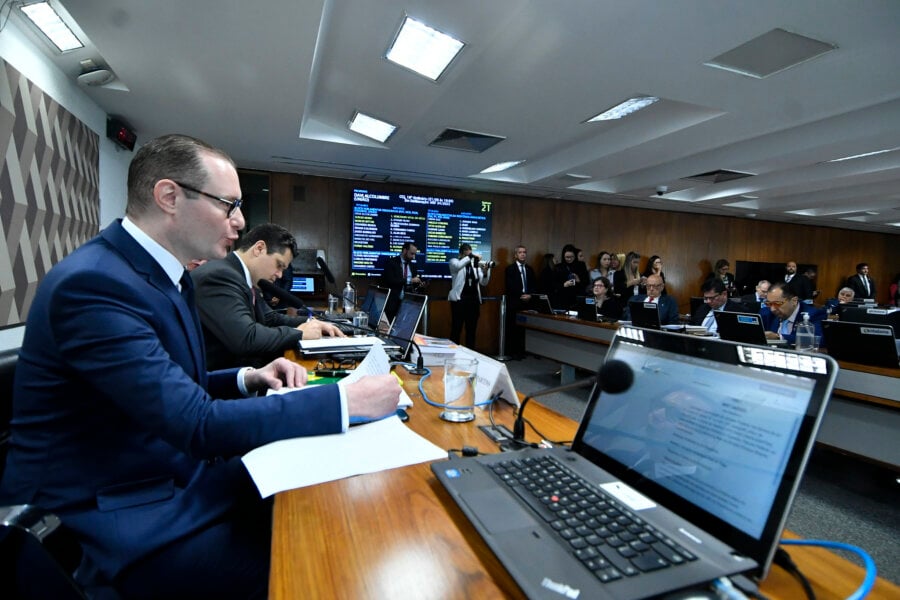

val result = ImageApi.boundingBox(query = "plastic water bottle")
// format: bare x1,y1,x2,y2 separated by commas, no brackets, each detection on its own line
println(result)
795,313,815,352
342,282,355,314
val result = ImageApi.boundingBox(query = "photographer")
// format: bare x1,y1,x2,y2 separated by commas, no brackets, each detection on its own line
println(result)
448,243,493,349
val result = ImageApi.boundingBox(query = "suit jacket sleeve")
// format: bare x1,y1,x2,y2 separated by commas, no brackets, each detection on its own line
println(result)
660,296,680,325
193,261,303,363
383,256,404,289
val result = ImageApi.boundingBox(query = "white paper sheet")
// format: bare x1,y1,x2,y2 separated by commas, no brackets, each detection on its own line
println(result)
298,335,384,350
241,416,446,497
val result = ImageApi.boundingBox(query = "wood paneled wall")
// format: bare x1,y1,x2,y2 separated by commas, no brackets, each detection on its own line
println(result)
264,171,898,355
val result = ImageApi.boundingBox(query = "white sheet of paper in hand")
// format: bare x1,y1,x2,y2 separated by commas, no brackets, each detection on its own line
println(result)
241,415,446,497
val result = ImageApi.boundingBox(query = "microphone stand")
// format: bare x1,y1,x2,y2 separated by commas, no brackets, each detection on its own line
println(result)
511,377,597,443
317,314,429,376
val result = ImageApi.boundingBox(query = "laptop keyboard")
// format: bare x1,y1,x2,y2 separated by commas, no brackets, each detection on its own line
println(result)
489,455,697,583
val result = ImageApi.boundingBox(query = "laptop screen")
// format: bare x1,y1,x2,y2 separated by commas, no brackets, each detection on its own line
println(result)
573,328,836,572
389,293,428,357
628,301,661,329
366,287,390,329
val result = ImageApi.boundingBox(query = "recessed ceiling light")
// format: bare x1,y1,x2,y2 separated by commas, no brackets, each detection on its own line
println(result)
386,16,464,81
740,194,759,199
827,146,900,163
21,2,83,52
865,211,880,215
348,112,397,143
564,173,592,179
587,96,659,122
480,160,524,174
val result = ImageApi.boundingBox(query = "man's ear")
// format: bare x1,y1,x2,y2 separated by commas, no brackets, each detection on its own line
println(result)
154,179,180,215
254,241,268,257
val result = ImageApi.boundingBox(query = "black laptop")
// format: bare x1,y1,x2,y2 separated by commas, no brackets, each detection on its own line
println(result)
822,320,900,368
840,307,900,338
432,327,837,599
387,292,428,359
715,311,787,347
532,294,557,315
358,285,391,331
628,301,662,330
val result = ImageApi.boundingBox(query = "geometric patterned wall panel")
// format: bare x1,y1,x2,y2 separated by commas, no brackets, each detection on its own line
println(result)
0,58,100,327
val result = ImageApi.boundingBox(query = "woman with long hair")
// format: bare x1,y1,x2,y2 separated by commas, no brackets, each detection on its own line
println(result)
614,251,643,302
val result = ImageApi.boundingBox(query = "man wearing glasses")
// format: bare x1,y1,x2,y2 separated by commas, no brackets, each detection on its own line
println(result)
0,134,401,598
192,223,344,369
689,279,746,334
762,282,826,346
624,274,680,325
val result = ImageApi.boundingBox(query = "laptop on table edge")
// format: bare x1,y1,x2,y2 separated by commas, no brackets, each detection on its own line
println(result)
822,320,900,369
714,311,788,347
432,328,837,599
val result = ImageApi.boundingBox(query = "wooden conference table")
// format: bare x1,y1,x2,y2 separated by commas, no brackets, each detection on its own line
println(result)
269,351,899,599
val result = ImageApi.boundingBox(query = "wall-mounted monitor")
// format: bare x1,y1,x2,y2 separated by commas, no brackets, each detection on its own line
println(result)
350,188,493,279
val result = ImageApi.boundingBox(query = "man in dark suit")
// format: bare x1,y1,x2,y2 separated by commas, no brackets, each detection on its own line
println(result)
740,279,770,308
192,223,343,369
625,274,680,325
382,241,422,321
504,245,537,357
690,279,747,334
763,282,826,346
846,262,876,300
784,260,814,303
0,135,400,598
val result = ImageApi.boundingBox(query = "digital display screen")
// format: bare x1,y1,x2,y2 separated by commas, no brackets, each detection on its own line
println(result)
350,188,493,279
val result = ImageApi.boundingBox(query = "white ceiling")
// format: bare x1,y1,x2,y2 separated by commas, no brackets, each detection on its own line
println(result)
17,0,900,234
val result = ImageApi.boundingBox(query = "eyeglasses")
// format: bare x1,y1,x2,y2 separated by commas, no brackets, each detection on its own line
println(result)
764,299,786,307
173,180,243,217
645,283,664,289
702,293,724,302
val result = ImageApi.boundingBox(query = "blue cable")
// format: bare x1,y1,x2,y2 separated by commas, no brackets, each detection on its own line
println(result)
780,538,877,600
409,365,493,409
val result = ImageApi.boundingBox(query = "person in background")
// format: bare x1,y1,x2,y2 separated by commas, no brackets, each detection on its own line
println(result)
382,241,423,322
607,251,621,287
448,243,492,349
784,260,814,303
577,276,622,321
0,134,401,598
642,255,667,295
192,223,343,370
824,287,855,316
625,274,679,325
587,250,612,293
763,282,825,346
690,279,746,334
614,251,643,303
553,244,585,310
706,259,736,297
538,253,556,295
504,244,536,358
261,260,293,310
890,272,900,307
846,262,876,301
741,279,770,307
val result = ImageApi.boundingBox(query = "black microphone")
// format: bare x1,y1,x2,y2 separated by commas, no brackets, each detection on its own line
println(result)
316,257,336,284
510,359,634,445
257,279,308,311
317,313,428,376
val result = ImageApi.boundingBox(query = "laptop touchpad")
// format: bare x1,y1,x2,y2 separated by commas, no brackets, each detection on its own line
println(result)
460,490,534,533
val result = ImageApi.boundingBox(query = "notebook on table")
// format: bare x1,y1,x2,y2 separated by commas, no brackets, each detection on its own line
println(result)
432,327,837,599
715,311,788,347
822,321,900,368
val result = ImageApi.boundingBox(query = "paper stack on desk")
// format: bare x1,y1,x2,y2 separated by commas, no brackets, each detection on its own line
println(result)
409,334,458,366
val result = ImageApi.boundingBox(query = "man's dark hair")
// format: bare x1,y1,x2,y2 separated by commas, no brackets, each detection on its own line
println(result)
714,258,730,271
700,278,726,294
767,281,796,299
126,134,235,217
856,262,868,272
237,223,297,257
401,242,416,252
459,243,472,254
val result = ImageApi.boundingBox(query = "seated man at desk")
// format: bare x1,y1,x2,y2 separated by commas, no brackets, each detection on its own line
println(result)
192,223,344,369
763,282,826,346
0,134,401,598
624,274,680,325
690,279,747,334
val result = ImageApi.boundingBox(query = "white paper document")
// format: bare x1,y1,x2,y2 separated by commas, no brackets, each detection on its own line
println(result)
241,416,446,497
298,335,384,350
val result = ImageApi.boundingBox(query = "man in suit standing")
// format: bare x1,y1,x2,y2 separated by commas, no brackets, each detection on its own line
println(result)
504,245,536,358
846,262,876,300
625,274,680,325
763,282,826,346
784,260,814,303
0,134,400,598
382,241,422,322
690,279,747,334
192,223,344,369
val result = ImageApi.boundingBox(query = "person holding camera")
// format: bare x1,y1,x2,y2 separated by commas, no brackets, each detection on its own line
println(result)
448,243,493,349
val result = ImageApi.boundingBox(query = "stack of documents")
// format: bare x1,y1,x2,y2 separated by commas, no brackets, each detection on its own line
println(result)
410,334,458,366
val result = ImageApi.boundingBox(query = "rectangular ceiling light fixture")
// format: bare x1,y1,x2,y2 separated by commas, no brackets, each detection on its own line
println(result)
386,16,464,81
480,160,524,174
348,111,397,143
827,146,900,163
21,2,83,52
587,96,659,122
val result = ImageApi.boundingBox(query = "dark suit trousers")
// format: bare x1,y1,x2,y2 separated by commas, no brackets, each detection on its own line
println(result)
450,296,480,349
114,460,271,599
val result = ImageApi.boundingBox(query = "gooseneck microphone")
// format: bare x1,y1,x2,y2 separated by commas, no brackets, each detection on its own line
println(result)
511,359,634,445
317,314,428,376
257,279,309,311
316,257,336,284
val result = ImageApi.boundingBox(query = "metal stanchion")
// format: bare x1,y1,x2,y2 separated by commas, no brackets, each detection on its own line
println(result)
494,294,512,362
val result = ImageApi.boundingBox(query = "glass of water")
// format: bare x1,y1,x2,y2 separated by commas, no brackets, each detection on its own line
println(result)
440,357,478,423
